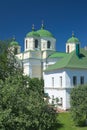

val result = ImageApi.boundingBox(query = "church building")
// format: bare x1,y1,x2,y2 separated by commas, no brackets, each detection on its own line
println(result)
10,24,87,110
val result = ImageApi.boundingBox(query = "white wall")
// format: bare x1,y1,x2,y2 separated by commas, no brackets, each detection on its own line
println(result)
24,37,41,51
44,68,87,110
66,43,76,53
41,37,56,51
65,69,87,87
44,88,70,110
23,58,41,78
44,69,66,88
44,69,87,89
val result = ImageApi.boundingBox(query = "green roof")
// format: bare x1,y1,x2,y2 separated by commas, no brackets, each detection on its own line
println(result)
26,31,40,37
10,41,19,46
49,52,68,58
26,24,54,38
37,28,54,38
45,49,87,72
67,34,80,43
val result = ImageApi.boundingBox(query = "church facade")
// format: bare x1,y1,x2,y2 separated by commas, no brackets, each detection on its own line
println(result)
11,24,87,110
15,24,56,78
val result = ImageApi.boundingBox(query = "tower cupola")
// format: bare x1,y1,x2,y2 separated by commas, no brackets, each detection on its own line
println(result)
66,33,80,53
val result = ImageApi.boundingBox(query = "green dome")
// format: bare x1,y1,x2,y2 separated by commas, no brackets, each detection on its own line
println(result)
10,41,19,46
67,34,79,43
37,28,54,38
26,30,40,37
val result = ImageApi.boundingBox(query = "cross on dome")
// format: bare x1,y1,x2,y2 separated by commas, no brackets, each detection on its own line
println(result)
32,24,35,31
72,31,75,37
41,20,45,29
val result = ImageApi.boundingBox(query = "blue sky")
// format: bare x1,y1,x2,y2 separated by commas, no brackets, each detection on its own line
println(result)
0,0,87,52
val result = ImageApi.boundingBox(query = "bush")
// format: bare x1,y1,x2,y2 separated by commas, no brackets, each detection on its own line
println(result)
70,85,87,126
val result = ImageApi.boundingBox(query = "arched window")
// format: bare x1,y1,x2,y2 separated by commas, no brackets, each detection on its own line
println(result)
67,45,69,53
26,40,28,49
35,39,38,48
47,41,51,49
14,47,18,54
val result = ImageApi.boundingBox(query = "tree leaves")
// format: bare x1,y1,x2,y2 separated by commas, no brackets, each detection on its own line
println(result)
70,85,87,126
0,39,22,81
0,75,57,130
0,39,57,130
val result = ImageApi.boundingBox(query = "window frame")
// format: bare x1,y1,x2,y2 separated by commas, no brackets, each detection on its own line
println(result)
80,76,84,85
47,41,51,49
60,76,62,87
35,39,38,48
73,76,77,86
67,45,69,53
52,77,54,87
14,47,18,54
26,40,28,49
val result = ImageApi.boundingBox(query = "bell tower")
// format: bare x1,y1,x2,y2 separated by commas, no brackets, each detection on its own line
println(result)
66,32,80,53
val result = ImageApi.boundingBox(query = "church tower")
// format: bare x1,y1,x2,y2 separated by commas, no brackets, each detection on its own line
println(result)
24,24,40,51
37,23,56,59
66,33,80,53
16,23,56,79
9,38,21,54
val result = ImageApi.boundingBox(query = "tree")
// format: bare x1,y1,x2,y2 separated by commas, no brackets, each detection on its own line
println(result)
0,75,57,130
0,39,22,81
70,85,87,126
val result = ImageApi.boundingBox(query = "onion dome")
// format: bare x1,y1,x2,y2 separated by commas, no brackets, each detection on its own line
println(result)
67,32,80,43
37,23,54,38
10,38,19,46
26,24,40,37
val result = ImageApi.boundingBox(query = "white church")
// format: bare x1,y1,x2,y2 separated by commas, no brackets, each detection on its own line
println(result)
10,24,87,110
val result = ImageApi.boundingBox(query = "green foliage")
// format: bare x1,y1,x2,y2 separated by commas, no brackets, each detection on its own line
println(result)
0,38,57,129
0,39,22,81
0,75,57,130
70,85,87,126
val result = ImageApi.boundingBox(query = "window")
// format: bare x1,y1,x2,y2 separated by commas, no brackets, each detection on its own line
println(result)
58,97,63,106
73,76,77,86
26,40,28,49
52,77,54,87
35,39,38,48
52,95,55,105
60,97,63,106
60,76,62,87
47,41,51,48
67,45,69,53
14,48,18,54
80,76,84,85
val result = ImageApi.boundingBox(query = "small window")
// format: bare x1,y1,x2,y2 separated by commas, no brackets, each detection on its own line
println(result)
14,48,18,54
73,76,77,86
52,95,55,105
35,39,38,48
60,76,62,87
58,97,63,106
26,40,28,49
80,76,84,85
52,77,54,87
47,41,51,48
67,45,69,53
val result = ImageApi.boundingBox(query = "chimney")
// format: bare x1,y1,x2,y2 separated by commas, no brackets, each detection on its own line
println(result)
76,43,80,56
